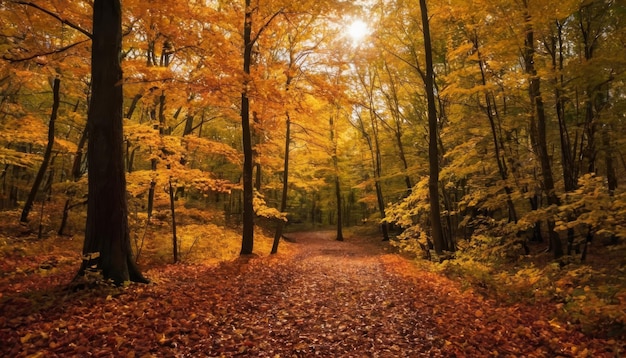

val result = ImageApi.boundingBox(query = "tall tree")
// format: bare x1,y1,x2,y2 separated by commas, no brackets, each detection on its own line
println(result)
77,0,148,285
521,1,562,258
20,78,60,223
240,0,255,255
329,114,344,241
420,0,446,254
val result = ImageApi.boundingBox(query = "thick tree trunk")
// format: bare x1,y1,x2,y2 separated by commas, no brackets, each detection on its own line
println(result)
420,0,446,255
20,78,60,223
77,0,147,285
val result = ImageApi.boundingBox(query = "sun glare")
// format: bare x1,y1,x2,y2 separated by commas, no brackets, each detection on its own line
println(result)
347,19,369,43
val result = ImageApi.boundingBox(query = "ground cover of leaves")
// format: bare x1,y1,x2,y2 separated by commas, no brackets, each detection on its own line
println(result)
1,231,623,357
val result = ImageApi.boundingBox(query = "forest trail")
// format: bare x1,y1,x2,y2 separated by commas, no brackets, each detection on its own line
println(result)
1,231,621,357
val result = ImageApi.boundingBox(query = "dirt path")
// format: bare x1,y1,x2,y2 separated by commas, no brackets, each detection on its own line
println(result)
1,231,621,357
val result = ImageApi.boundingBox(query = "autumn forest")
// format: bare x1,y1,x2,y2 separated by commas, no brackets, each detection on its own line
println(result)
1,0,625,356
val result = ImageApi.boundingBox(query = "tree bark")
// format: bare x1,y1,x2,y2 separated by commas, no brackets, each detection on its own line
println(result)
523,6,562,258
240,0,255,255
77,0,148,285
420,0,446,254
169,178,178,263
474,35,517,223
330,116,344,242
271,114,291,253
20,78,60,223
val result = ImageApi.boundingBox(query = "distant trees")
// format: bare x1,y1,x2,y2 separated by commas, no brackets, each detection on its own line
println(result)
1,0,625,266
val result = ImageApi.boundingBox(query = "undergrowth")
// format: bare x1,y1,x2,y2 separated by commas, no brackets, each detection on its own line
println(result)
392,233,626,339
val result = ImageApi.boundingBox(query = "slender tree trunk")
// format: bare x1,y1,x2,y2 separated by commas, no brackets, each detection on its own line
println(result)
20,78,60,223
125,92,142,119
240,0,255,255
382,60,412,192
420,0,446,254
71,126,88,180
271,114,291,254
60,119,88,235
551,21,578,192
183,113,195,136
523,6,562,258
603,126,618,194
474,35,518,223
330,116,344,242
169,178,178,263
77,0,148,285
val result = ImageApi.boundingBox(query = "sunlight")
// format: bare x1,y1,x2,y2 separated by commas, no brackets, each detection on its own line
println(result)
347,19,369,44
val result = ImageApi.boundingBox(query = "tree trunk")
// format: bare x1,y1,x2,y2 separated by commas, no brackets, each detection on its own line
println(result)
551,21,578,192
474,34,518,223
20,78,60,223
420,0,446,255
271,115,291,253
125,92,142,119
60,113,88,235
330,116,344,242
240,0,255,255
169,178,178,263
77,0,148,285
523,6,562,258
603,126,618,194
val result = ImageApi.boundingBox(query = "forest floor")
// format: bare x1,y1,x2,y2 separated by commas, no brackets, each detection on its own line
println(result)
0,231,624,357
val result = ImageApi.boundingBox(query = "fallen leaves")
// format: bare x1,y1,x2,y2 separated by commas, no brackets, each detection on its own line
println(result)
0,231,623,357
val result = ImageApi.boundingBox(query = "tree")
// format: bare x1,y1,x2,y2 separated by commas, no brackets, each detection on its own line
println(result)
329,114,344,241
420,0,446,255
521,1,563,258
77,0,148,285
240,0,255,255
20,78,60,223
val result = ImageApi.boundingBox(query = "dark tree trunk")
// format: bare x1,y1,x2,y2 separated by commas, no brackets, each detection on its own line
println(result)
382,60,412,192
474,35,518,223
183,113,194,136
71,126,88,180
125,92,142,119
20,78,60,223
271,115,291,254
59,122,88,235
240,0,255,255
603,126,618,194
420,0,446,254
77,0,148,285
330,116,344,242
523,6,562,258
551,21,578,192
169,178,178,263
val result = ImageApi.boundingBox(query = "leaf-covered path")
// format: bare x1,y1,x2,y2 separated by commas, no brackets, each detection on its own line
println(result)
1,231,622,357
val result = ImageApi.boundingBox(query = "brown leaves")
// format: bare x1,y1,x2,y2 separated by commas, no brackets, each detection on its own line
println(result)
0,232,623,357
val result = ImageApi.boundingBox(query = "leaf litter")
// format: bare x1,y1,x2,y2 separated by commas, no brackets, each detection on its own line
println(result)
0,231,623,357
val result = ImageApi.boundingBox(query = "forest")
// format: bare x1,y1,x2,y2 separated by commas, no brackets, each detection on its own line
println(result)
1,0,625,356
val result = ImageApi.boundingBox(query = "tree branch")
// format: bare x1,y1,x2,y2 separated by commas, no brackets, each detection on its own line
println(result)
3,38,90,63
13,1,92,39
251,8,286,46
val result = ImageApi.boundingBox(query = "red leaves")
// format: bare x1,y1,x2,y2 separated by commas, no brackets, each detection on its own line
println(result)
0,232,623,357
